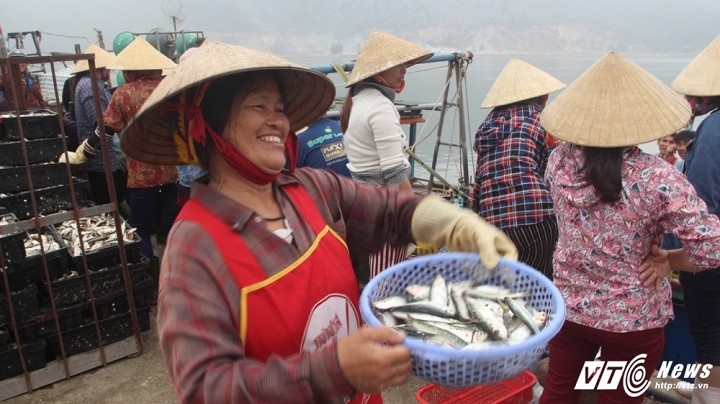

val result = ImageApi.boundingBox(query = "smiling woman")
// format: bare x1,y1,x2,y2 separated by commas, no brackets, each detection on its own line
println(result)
118,40,515,403
199,72,292,188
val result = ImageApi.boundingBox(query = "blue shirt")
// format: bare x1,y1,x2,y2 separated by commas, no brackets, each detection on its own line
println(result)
684,109,720,218
295,118,351,177
177,164,207,188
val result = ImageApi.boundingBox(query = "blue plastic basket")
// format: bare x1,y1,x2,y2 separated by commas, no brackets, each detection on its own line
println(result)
359,253,565,388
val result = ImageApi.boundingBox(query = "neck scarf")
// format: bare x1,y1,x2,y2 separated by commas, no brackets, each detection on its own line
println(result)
354,81,397,102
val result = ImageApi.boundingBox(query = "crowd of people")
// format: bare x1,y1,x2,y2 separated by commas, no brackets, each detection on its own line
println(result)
6,28,720,404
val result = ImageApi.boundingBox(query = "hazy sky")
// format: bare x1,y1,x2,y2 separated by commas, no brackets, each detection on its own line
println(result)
3,0,719,57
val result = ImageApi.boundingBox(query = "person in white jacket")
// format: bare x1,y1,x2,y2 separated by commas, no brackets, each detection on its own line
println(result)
340,31,433,280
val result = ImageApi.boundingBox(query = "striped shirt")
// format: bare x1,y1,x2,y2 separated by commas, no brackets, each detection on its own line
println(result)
471,102,553,228
74,75,117,172
157,168,420,403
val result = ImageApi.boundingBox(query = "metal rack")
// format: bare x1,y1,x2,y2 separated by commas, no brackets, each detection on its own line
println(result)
0,53,145,400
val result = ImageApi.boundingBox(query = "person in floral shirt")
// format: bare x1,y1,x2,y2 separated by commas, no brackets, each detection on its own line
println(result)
0,49,46,111
103,37,178,261
538,52,720,404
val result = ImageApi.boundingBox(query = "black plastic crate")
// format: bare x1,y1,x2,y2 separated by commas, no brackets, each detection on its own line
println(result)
14,302,85,344
0,213,25,266
0,179,90,220
0,137,65,166
70,234,142,273
0,162,68,194
0,328,7,347
87,273,153,321
47,306,150,358
56,213,142,273
0,109,58,141
3,226,71,293
0,338,47,381
42,258,148,307
0,284,40,326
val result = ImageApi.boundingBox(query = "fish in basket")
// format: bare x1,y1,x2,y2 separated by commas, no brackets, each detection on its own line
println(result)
359,252,565,387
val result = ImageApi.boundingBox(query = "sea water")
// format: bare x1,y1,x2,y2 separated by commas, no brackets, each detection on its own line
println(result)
295,52,698,186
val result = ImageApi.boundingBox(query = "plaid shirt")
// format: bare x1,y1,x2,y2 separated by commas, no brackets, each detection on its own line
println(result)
157,168,420,403
471,102,553,228
74,75,118,172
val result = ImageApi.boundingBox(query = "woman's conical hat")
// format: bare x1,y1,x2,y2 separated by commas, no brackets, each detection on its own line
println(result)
345,31,433,87
540,51,691,148
481,58,566,108
71,44,115,74
106,37,177,71
122,41,336,165
671,35,720,96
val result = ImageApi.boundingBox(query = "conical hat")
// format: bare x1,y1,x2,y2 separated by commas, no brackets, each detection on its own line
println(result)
106,37,177,71
540,51,691,148
345,31,433,87
71,44,115,74
671,35,720,96
481,58,566,108
122,41,336,165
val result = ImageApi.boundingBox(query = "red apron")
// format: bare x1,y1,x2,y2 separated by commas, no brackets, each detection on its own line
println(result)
178,183,381,403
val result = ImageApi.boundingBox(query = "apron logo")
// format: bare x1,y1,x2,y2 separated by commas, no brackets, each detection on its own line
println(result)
301,294,359,352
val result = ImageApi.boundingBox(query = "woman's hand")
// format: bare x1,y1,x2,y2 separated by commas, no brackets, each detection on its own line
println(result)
411,195,518,269
337,326,411,393
638,244,671,291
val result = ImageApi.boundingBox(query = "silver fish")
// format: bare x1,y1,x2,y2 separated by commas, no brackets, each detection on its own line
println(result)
391,301,456,318
405,315,468,348
465,297,509,341
505,297,540,335
372,295,408,310
429,274,448,307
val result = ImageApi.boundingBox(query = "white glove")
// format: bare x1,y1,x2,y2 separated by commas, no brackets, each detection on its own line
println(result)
58,140,89,165
411,195,518,269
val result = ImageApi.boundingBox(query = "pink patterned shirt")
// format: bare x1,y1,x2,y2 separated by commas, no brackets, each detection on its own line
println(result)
546,144,720,332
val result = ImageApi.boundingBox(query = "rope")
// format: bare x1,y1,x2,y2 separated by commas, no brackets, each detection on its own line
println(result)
331,64,349,83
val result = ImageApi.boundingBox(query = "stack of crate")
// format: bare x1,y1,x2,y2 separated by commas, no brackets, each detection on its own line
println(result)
0,212,68,380
43,213,150,358
0,109,89,220
0,112,149,383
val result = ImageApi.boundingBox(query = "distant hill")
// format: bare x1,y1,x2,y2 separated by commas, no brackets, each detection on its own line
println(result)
197,0,719,56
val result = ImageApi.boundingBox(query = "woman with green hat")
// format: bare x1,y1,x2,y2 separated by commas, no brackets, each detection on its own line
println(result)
123,41,516,403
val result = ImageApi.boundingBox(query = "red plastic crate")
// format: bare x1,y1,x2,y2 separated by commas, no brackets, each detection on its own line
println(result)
416,370,537,404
